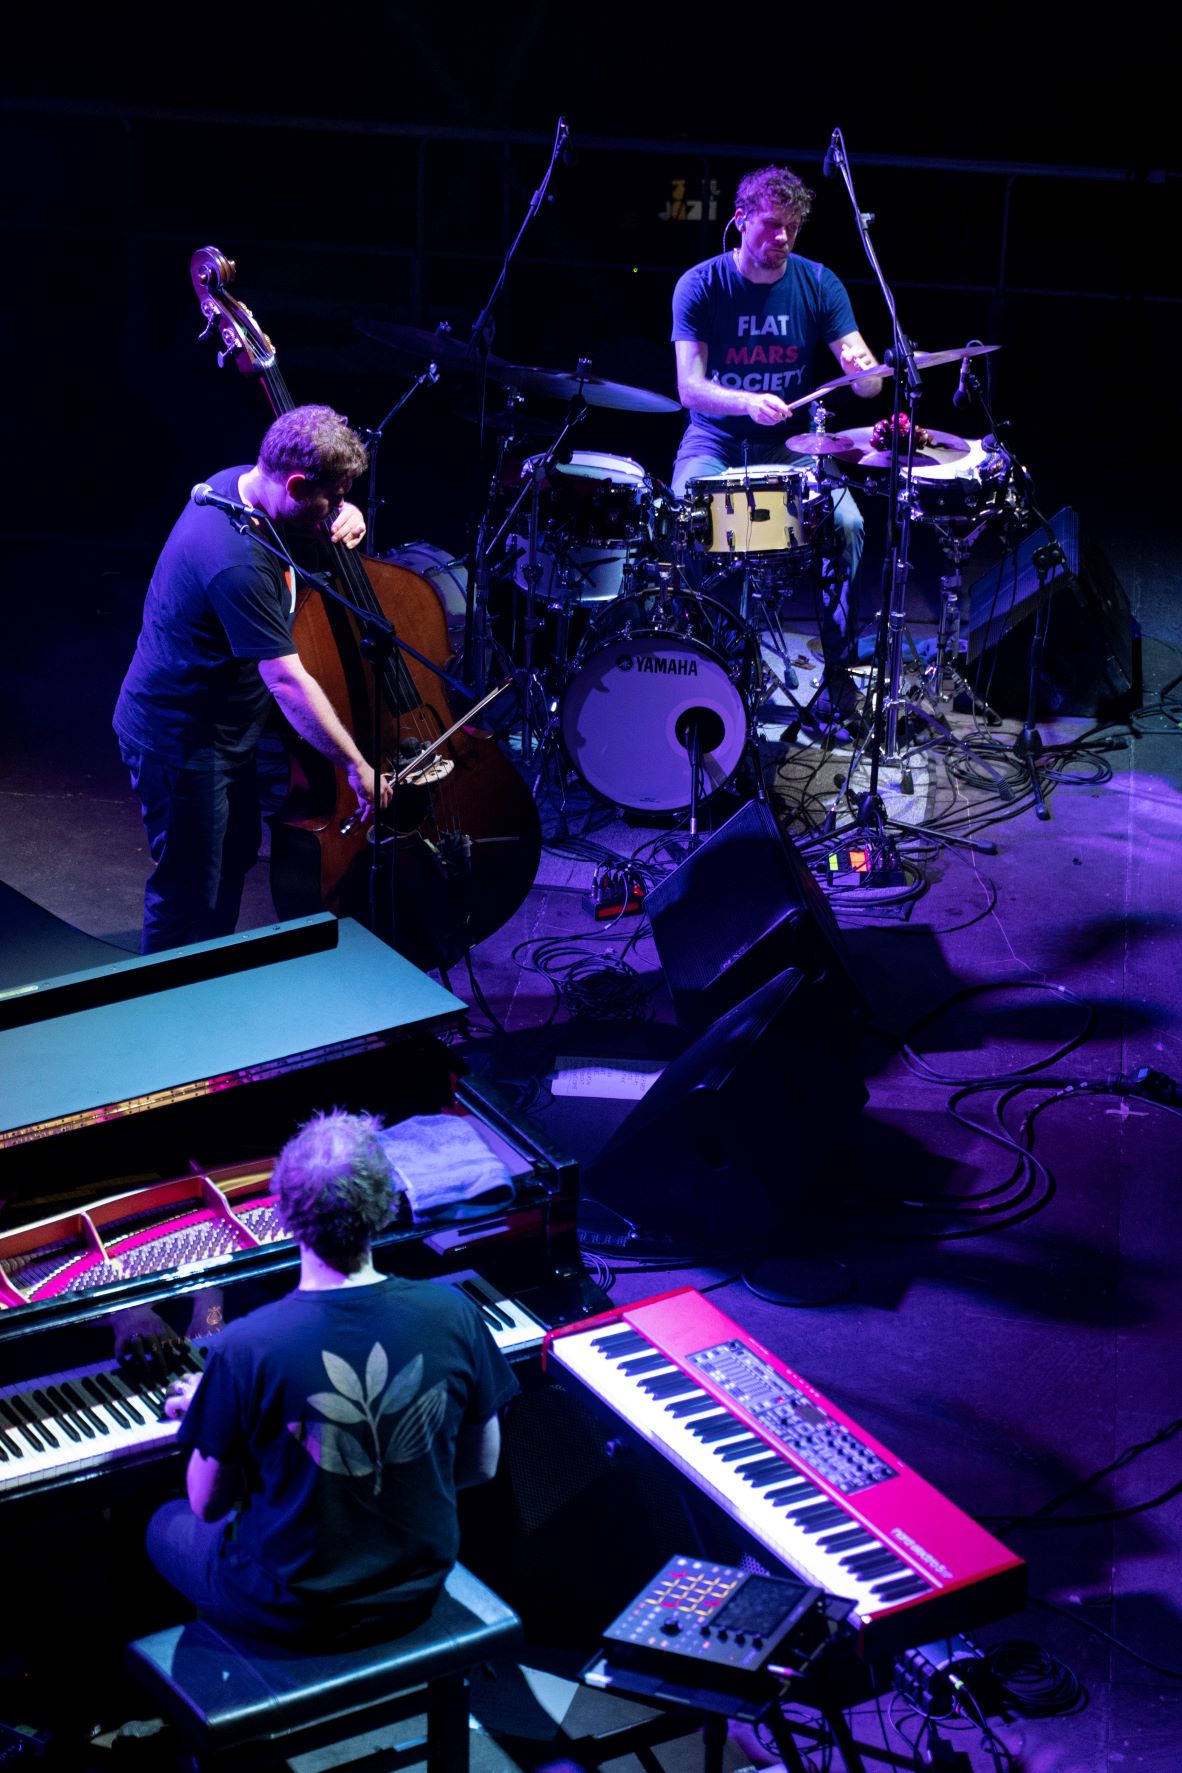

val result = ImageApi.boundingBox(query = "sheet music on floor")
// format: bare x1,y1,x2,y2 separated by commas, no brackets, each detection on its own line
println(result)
550,1057,665,1101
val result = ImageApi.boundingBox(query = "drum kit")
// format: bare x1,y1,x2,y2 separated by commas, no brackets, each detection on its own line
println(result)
366,322,1017,819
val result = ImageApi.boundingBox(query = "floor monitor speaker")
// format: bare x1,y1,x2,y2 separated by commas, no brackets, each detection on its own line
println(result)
645,796,856,1034
965,506,1136,718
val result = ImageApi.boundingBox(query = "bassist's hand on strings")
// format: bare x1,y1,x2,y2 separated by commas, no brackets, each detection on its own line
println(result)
326,501,366,549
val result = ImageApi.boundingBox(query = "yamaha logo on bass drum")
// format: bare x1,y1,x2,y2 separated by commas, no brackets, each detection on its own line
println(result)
614,653,700,676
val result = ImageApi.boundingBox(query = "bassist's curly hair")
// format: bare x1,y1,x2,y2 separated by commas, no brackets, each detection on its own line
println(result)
259,405,369,490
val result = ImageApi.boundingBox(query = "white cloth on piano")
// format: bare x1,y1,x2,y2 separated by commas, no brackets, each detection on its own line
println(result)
380,1115,515,1218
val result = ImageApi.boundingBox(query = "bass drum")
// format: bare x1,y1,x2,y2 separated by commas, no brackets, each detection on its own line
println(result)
561,591,756,813
378,540,468,657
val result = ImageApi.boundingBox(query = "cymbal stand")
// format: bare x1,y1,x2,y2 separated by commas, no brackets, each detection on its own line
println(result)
461,115,571,694
824,129,1013,824
484,393,588,764
923,513,1003,720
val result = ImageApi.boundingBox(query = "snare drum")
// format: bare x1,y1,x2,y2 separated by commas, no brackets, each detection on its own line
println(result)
512,449,653,605
687,466,832,562
560,590,757,812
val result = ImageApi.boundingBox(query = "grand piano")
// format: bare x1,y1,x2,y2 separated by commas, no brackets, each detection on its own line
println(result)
0,895,607,1513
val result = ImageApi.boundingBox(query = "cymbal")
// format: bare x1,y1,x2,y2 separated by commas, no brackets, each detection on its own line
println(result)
786,344,1001,412
487,361,681,414
783,430,858,455
356,318,514,378
839,424,972,464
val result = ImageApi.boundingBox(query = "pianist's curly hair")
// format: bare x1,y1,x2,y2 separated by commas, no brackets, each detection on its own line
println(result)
272,1109,397,1272
259,404,369,490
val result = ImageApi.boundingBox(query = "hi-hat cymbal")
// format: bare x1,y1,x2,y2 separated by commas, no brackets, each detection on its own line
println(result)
785,343,1001,412
487,361,681,413
356,318,514,378
783,430,858,455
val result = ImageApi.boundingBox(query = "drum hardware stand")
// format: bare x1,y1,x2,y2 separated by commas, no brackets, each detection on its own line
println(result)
359,360,440,553
1012,537,1065,822
923,519,1003,722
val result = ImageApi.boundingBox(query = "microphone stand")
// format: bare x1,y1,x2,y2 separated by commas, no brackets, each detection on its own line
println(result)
462,117,570,697
359,361,440,553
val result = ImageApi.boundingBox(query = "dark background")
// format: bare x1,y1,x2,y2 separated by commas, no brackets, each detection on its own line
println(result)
3,2,1178,572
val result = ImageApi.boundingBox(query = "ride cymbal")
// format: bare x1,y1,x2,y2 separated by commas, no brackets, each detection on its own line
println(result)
488,361,681,413
785,344,1001,412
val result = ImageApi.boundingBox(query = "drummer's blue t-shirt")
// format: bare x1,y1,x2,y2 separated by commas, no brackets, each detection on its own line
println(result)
671,252,858,456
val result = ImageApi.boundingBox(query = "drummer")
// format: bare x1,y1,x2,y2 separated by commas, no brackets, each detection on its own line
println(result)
671,165,883,728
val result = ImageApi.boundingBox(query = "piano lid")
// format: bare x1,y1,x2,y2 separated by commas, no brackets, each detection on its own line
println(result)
0,915,465,1153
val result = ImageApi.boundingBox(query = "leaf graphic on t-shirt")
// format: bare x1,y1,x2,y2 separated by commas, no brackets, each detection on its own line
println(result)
316,1422,375,1478
384,1380,447,1465
377,1353,423,1420
321,1349,366,1403
365,1342,389,1404
306,1390,366,1425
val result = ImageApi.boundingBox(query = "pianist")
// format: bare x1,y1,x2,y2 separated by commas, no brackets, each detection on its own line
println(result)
147,1109,518,1645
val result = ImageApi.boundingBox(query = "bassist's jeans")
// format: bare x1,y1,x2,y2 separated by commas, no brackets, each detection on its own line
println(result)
119,742,261,954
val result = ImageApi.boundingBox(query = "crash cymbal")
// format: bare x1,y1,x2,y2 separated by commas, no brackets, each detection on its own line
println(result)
785,344,1000,412
356,318,514,378
784,430,858,455
840,424,972,463
488,361,681,413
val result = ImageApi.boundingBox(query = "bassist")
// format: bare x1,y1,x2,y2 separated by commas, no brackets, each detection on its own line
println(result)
114,405,390,953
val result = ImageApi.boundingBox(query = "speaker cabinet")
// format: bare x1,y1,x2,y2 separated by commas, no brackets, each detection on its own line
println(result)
645,796,856,1034
966,506,1136,718
581,965,867,1253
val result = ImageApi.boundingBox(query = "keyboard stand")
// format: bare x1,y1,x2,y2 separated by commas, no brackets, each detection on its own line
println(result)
581,1655,882,1773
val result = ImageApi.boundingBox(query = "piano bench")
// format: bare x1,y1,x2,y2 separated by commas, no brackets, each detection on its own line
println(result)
123,1562,523,1772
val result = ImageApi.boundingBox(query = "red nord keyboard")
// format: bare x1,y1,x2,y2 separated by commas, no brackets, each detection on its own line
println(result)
545,1287,1024,1656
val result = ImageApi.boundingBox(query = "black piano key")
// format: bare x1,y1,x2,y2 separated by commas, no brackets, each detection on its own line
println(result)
83,1375,130,1429
35,1389,80,1443
0,1399,37,1454
794,1504,849,1532
767,1480,818,1504
0,1437,8,1462
640,1375,697,1400
62,1382,110,1436
15,1394,59,1447
843,1549,905,1577
871,1574,931,1602
735,1455,791,1481
593,1330,649,1354
620,1354,673,1382
99,1372,146,1424
693,1417,748,1444
665,1394,716,1417
716,1437,769,1464
48,1384,95,1440
817,1526,875,1552
459,1280,512,1329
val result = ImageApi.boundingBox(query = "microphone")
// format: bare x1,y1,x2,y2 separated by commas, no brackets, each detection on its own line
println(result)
191,483,261,521
822,129,841,179
952,353,974,411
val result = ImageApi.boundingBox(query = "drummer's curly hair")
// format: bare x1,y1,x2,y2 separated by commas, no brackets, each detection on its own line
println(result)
259,404,369,489
735,166,814,229
272,1109,399,1272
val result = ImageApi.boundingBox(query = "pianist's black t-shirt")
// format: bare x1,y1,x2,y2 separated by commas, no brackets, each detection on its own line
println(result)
177,1276,517,1643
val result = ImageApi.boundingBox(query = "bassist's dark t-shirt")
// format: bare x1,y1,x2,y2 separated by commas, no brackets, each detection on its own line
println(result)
113,466,297,766
177,1276,518,1644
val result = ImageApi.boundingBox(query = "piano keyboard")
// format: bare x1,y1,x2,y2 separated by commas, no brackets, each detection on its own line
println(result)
0,1275,542,1501
0,1343,209,1497
546,1288,1023,1652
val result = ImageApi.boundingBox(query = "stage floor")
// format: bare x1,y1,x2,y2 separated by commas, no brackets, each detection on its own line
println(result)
2,469,1180,1770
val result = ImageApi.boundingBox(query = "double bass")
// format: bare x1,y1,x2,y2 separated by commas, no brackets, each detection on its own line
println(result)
189,246,541,972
